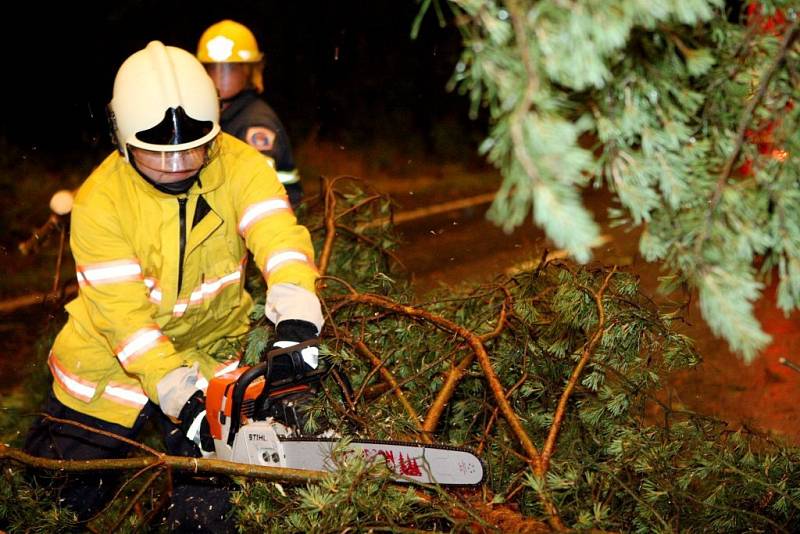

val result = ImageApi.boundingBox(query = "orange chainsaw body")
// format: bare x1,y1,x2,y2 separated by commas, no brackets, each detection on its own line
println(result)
205,365,311,442
205,367,264,441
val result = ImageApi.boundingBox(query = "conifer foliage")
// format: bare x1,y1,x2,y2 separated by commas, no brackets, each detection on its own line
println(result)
431,0,799,361
2,179,800,531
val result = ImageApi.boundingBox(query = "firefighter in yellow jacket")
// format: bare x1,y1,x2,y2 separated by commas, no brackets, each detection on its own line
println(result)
23,41,322,530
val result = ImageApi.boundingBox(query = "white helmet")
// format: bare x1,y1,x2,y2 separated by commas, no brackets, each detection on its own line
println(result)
109,41,220,161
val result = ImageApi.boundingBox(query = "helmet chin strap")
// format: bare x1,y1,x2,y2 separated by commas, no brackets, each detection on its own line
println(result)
130,157,201,195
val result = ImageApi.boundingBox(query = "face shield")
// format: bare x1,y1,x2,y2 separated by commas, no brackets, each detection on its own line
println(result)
131,146,207,174
204,62,255,100
129,145,210,190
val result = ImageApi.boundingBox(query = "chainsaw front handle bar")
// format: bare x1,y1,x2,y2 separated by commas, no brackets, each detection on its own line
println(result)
228,338,323,445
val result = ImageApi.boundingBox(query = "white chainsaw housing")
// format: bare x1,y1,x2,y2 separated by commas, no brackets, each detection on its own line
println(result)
213,418,293,467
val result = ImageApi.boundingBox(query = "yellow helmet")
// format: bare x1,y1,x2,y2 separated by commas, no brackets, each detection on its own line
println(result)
197,20,264,94
197,19,263,63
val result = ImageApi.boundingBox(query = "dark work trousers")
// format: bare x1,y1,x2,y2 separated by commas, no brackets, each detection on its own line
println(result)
23,392,235,532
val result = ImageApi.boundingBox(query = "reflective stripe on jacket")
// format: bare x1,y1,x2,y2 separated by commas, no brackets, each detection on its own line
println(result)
51,133,318,427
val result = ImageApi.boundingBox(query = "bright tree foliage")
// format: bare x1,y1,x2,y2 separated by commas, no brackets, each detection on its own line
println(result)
426,0,799,361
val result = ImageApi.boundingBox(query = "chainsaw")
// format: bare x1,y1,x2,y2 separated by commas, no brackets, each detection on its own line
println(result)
204,347,485,486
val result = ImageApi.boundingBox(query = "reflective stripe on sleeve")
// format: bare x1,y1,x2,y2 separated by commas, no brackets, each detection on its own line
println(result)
172,301,189,317
103,383,150,408
77,259,142,286
115,326,168,366
238,197,291,235
265,250,312,275
144,277,163,304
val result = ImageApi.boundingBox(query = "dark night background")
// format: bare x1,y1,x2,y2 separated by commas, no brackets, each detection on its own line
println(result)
0,1,485,163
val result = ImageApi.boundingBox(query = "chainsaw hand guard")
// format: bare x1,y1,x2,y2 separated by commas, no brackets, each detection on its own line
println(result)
263,337,328,389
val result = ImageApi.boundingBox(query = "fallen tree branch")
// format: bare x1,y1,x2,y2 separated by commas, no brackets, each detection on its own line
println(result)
333,292,542,469
423,287,511,434
0,282,78,314
538,266,617,476
0,443,327,484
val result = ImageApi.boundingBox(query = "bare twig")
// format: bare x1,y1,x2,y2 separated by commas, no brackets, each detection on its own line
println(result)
106,467,164,532
42,414,163,457
476,372,529,456
318,176,339,275
0,281,78,314
347,336,427,441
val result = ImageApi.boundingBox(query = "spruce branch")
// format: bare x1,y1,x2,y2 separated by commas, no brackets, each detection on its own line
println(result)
679,490,792,533
332,291,572,530
347,335,427,441
316,175,402,277
539,266,617,477
356,345,462,409
606,471,671,531
697,18,800,254
333,223,405,268
334,292,540,464
506,0,541,173
424,285,511,434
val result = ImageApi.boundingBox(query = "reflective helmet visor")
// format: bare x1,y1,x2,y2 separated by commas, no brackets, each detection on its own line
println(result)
204,63,251,100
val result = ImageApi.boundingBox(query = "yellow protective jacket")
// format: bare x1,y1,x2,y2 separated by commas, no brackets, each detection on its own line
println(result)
49,133,318,427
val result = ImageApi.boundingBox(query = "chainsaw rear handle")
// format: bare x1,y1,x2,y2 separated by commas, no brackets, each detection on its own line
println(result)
227,362,268,445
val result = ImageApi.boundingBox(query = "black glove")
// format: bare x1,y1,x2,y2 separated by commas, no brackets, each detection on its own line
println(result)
264,320,322,386
275,319,318,344
178,390,214,454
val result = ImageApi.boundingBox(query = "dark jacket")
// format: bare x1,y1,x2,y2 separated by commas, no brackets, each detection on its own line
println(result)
221,90,302,206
